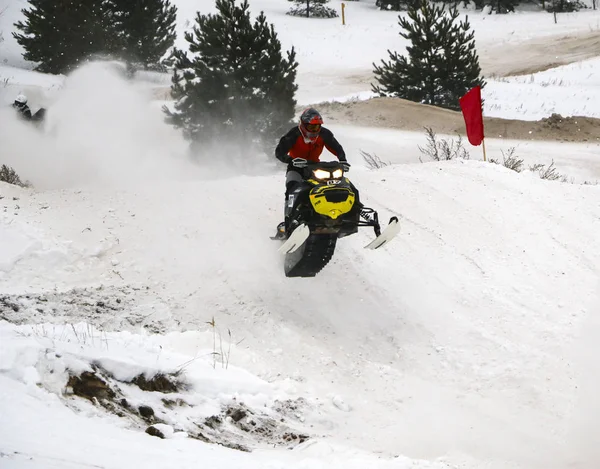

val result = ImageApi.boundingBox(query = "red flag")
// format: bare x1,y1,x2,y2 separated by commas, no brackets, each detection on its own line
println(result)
459,86,484,146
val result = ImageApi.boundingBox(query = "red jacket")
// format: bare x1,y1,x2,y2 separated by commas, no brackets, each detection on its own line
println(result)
275,126,347,164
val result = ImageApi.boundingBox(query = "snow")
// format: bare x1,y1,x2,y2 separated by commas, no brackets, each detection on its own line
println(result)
0,320,452,469
1,2,600,469
2,158,600,468
332,124,600,182
485,57,600,120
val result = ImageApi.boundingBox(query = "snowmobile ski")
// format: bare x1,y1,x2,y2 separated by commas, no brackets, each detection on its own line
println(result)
365,217,400,250
278,223,310,254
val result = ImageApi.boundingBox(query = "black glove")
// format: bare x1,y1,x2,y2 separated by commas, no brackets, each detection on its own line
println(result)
292,158,308,168
340,161,351,172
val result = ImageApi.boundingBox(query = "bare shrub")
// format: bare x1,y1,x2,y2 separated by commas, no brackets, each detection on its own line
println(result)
529,160,564,181
490,147,524,173
360,149,389,170
418,127,469,162
491,151,595,185
501,147,524,172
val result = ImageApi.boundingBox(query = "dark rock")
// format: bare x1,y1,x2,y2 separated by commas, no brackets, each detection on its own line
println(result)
283,432,309,444
145,426,165,439
67,372,115,402
138,405,155,419
162,398,188,408
131,373,181,393
227,407,247,422
204,415,222,429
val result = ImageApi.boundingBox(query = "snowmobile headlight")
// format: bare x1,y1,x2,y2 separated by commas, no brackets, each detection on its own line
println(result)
331,169,343,179
313,169,331,180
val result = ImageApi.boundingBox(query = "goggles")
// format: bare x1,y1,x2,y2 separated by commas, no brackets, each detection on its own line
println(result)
305,123,321,133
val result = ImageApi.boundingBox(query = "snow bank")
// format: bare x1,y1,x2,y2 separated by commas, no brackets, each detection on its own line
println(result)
0,321,451,469
484,57,600,120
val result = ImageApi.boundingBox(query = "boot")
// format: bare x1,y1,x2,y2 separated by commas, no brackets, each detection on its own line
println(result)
275,221,286,239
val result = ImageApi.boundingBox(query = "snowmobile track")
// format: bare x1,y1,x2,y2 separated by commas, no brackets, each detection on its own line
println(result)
284,234,337,277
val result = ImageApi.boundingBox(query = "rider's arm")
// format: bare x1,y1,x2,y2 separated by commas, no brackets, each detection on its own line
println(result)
275,127,300,164
321,128,347,162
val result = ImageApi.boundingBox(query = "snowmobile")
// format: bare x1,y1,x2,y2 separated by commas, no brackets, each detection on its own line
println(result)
13,106,46,125
31,107,46,122
272,160,400,278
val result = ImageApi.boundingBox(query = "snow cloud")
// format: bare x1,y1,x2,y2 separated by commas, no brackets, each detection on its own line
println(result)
0,61,194,189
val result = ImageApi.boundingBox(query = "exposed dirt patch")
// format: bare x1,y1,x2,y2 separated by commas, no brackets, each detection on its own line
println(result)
0,286,176,334
62,364,312,451
332,32,600,84
67,371,117,402
152,32,600,141
479,32,600,77
196,402,309,452
311,32,600,141
131,372,183,393
314,97,600,143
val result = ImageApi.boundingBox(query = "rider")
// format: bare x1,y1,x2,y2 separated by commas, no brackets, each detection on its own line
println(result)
275,107,351,236
12,94,32,120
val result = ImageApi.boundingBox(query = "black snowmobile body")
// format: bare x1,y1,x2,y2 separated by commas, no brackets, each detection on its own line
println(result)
276,161,399,278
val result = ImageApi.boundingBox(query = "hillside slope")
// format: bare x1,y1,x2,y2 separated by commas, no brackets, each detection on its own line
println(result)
2,159,599,468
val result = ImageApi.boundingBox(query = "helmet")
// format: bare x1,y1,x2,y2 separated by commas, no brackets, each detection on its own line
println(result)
299,107,323,143
15,94,28,105
14,94,28,109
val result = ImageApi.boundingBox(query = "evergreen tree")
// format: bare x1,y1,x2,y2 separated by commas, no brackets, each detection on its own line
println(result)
545,0,586,12
287,0,339,18
13,0,120,74
492,0,520,13
165,0,298,154
376,0,420,11
372,1,485,111
108,0,177,70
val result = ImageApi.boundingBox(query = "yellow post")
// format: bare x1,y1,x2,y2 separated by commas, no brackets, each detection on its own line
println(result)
341,3,346,25
482,138,487,162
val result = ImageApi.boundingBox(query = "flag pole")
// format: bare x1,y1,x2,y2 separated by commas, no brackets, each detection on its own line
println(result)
482,138,487,162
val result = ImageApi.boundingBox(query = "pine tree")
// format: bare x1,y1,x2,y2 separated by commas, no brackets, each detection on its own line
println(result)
372,1,485,111
545,0,586,12
287,0,339,18
376,0,419,11
13,0,120,74
108,0,177,71
493,0,520,13
165,0,298,155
